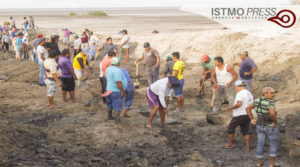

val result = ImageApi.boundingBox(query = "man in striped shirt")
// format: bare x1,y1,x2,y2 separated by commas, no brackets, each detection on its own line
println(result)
246,87,279,167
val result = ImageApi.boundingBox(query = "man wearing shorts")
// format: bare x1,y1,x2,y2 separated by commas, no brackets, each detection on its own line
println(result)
73,48,91,90
136,42,160,86
225,80,253,151
200,54,215,97
44,50,62,108
172,52,185,112
105,57,128,121
120,29,129,64
81,30,89,49
146,76,180,129
58,49,78,103
16,32,24,61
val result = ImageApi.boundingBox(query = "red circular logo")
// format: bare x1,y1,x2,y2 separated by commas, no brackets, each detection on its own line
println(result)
267,9,296,28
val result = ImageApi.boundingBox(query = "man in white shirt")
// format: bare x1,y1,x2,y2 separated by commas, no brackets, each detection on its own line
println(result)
73,34,82,56
211,56,237,113
225,80,253,151
120,29,130,64
88,31,99,61
146,76,180,129
10,17,16,28
37,38,48,86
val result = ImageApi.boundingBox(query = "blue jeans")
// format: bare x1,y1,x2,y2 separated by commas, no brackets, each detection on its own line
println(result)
39,63,45,85
124,83,134,109
174,79,184,97
256,125,279,158
24,24,28,32
34,51,39,64
89,45,96,60
106,92,123,112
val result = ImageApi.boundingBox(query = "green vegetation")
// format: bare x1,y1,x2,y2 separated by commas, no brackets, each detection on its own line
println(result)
69,12,77,16
88,11,107,17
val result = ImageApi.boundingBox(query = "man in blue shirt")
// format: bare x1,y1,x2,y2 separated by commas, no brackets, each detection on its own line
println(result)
105,57,128,121
16,32,24,61
234,51,257,91
121,68,134,117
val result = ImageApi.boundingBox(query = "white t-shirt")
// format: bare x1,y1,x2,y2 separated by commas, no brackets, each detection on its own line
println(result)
44,58,58,78
121,35,129,48
74,38,82,49
10,19,15,25
89,35,99,46
37,45,48,64
232,89,253,117
150,78,171,108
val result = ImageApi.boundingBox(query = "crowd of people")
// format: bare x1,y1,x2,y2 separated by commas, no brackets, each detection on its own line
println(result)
0,16,35,60
1,16,280,167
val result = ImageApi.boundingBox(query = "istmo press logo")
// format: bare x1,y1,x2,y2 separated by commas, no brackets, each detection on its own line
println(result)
180,4,300,37
211,7,296,28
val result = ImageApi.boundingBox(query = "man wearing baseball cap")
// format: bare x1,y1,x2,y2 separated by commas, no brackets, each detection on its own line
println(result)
73,48,91,89
33,34,44,63
246,87,279,167
225,80,253,151
136,42,160,86
146,76,180,129
199,54,215,97
105,57,128,121
163,53,174,77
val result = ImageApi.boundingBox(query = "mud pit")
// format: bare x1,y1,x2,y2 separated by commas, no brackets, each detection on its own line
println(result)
0,52,299,167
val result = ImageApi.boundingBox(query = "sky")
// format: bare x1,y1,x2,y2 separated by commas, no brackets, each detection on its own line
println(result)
2,0,293,9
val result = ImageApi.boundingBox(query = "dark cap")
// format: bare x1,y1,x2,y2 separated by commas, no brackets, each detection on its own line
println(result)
144,42,150,48
17,31,24,36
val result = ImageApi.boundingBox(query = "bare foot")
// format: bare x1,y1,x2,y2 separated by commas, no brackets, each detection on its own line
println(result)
72,99,79,103
146,124,152,129
224,144,234,149
245,147,250,152
48,104,56,108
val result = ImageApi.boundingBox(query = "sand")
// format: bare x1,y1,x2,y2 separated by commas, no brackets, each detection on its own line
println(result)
0,9,299,166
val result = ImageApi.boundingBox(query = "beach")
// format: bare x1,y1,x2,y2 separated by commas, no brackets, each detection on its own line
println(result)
0,8,300,166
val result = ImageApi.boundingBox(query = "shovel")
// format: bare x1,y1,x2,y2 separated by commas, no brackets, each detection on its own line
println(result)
134,61,140,88
90,53,100,74
210,88,216,110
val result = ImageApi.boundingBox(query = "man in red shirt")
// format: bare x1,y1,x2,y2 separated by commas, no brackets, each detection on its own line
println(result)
81,30,89,50
99,50,116,103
